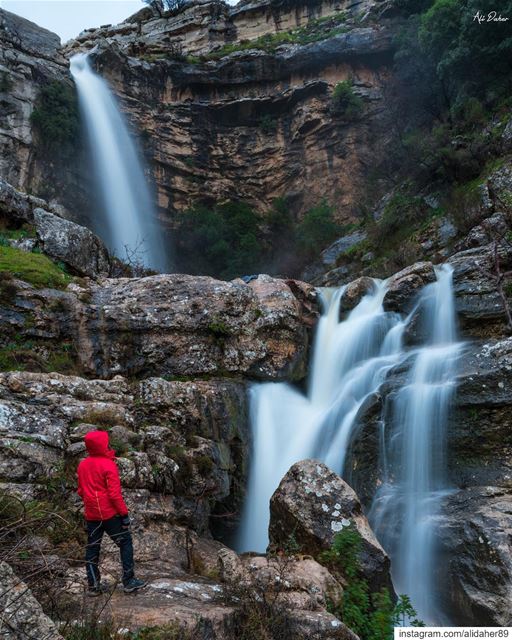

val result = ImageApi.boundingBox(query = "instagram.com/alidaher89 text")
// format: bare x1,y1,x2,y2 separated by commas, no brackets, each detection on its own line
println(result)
396,629,511,639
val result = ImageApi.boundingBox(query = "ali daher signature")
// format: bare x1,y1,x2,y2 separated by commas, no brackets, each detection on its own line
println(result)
473,10,509,23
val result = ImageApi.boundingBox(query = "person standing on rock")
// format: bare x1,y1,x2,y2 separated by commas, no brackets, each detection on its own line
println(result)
77,430,146,596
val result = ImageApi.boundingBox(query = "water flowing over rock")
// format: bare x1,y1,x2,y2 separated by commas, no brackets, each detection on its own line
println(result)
269,459,392,594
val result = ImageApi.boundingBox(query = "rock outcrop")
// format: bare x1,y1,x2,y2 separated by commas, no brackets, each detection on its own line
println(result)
0,561,64,640
0,179,110,277
1,271,314,380
269,459,392,594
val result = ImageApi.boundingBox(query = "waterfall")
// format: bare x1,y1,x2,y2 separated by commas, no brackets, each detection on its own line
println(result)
238,265,460,625
369,265,461,624
238,280,406,552
70,53,168,272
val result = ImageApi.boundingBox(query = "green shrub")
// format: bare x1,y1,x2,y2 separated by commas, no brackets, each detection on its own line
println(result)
30,81,81,152
0,245,71,289
319,526,424,638
259,114,278,134
296,200,340,260
332,80,364,119
174,201,262,280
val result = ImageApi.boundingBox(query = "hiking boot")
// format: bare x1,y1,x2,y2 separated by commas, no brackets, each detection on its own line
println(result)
123,577,147,593
86,583,109,597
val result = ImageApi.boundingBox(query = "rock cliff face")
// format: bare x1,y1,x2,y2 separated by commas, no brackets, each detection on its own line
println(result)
1,0,396,233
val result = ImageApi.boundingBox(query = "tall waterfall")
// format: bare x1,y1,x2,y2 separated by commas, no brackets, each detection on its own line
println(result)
70,53,168,272
238,266,460,624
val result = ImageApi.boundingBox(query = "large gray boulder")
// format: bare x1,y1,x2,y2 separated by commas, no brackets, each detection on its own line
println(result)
0,180,110,278
269,459,392,594
33,208,110,277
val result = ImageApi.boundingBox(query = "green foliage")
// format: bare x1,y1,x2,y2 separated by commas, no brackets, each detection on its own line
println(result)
332,80,364,119
30,81,81,152
175,201,262,280
0,72,13,93
174,197,339,279
416,0,512,104
259,114,278,134
296,200,340,260
0,245,71,289
319,527,424,638
392,595,425,627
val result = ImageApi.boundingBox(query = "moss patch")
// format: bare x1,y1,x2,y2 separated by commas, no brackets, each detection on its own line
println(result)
0,245,71,289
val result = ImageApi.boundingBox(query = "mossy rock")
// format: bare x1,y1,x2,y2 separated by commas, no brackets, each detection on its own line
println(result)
0,245,71,289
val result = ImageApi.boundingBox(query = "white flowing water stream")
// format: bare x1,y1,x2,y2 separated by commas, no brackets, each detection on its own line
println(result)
70,53,168,272
238,266,460,624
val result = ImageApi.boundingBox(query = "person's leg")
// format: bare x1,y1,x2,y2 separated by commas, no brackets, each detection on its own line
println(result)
103,515,134,586
85,520,104,589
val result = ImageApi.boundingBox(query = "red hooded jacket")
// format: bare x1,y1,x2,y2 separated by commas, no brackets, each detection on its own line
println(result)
77,431,129,521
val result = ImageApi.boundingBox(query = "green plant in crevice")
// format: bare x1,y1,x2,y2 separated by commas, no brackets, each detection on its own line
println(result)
30,80,81,153
319,526,424,638
332,80,364,119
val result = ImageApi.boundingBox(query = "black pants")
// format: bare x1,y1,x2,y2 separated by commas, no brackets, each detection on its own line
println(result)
85,515,134,587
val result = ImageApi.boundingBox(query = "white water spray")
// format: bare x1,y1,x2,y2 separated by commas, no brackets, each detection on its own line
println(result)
238,266,460,625
70,53,168,272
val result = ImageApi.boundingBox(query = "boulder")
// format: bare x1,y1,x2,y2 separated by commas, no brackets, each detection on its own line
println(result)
339,276,376,314
0,561,64,640
0,180,110,278
382,261,436,313
33,208,110,277
437,487,512,626
269,459,392,594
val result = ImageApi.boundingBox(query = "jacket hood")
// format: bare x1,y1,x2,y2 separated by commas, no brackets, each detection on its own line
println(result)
84,430,115,458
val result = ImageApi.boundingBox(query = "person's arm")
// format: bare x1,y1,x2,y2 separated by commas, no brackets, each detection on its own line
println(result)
77,464,83,498
105,462,129,517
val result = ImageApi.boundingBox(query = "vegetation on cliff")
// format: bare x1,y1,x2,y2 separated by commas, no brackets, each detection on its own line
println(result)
174,199,340,279
30,81,81,153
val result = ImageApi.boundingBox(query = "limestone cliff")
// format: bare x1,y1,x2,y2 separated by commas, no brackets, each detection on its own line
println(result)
1,0,396,237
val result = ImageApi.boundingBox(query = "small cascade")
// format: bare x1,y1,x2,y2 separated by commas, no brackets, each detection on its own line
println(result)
238,280,405,552
369,265,461,623
70,53,168,272
238,266,460,625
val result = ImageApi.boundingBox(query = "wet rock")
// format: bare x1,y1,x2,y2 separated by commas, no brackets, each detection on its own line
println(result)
269,459,392,593
0,561,64,640
383,261,436,313
438,487,512,626
303,231,368,283
339,276,376,314
72,274,312,380
447,338,512,490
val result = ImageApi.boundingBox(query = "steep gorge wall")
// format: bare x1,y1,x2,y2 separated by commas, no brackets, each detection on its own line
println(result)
1,0,397,234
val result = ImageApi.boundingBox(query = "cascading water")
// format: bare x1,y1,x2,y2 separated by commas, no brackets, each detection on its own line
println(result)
238,265,460,625
369,265,461,624
238,280,406,552
70,53,168,272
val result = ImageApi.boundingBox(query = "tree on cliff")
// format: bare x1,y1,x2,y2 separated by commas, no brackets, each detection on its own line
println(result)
143,0,189,17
